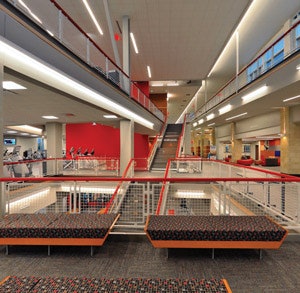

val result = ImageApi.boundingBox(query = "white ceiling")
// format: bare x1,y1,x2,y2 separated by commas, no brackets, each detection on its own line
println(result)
1,0,300,137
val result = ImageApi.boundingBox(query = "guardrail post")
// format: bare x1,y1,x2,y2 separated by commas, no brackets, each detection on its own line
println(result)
58,10,63,41
86,38,90,65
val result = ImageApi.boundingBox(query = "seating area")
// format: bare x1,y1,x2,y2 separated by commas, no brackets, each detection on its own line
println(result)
236,156,254,166
145,215,287,258
0,276,232,293
0,213,119,255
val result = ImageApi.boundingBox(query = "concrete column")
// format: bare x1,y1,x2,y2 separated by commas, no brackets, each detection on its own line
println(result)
0,59,4,217
0,59,3,177
183,123,191,155
230,123,242,163
122,15,130,76
122,15,130,93
120,119,134,175
45,122,63,175
280,107,300,175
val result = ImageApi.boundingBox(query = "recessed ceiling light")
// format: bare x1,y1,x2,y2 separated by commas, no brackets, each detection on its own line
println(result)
104,114,118,119
151,82,164,87
3,81,26,90
42,115,58,120
166,81,179,87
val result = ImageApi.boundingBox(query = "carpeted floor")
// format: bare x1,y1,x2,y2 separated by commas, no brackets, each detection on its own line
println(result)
0,235,299,293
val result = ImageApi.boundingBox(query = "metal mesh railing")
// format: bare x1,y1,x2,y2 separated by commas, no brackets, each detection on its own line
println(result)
193,20,300,123
4,0,164,121
2,160,300,232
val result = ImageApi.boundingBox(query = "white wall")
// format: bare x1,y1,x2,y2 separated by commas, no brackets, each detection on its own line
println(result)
3,137,38,155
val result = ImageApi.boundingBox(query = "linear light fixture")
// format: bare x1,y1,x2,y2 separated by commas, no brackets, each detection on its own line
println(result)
0,38,154,129
104,114,118,119
219,104,231,115
3,81,26,90
198,119,204,125
130,32,139,54
206,113,215,121
18,0,42,24
166,81,179,87
207,0,256,77
208,123,215,127
147,66,152,78
241,85,267,102
176,84,203,124
82,0,103,35
175,190,206,198
46,30,54,37
192,122,198,127
283,94,300,102
225,112,247,121
297,64,300,70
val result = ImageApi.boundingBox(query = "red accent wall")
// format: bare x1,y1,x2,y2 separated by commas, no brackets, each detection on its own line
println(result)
134,81,149,96
149,93,168,116
66,123,149,159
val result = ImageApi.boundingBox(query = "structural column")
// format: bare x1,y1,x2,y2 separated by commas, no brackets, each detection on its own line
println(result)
0,59,4,217
230,123,242,163
122,15,130,93
0,61,3,176
280,107,300,175
182,123,191,155
120,119,134,175
45,122,63,175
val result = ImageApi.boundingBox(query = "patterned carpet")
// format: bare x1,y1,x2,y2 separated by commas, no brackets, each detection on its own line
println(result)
0,235,299,292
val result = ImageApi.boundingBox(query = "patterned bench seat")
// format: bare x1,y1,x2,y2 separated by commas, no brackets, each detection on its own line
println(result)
145,215,287,258
0,276,232,293
0,213,119,255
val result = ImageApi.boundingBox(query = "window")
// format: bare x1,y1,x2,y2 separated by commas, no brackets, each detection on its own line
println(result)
296,24,300,49
265,48,272,70
273,39,284,65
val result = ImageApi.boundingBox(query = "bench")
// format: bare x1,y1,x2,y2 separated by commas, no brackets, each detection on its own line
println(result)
0,213,119,256
0,276,232,293
145,215,288,259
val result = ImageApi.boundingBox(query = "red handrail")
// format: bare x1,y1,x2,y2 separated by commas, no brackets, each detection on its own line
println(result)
103,158,135,213
155,159,172,215
200,19,300,114
50,0,128,79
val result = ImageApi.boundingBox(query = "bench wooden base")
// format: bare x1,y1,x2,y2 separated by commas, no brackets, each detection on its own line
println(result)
0,214,120,256
145,215,288,259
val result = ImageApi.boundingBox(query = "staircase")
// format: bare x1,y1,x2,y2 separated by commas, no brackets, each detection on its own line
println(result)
110,182,162,235
151,124,182,171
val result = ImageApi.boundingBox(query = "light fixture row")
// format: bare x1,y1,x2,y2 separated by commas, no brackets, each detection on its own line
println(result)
192,84,269,128
0,38,154,129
